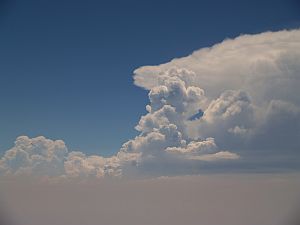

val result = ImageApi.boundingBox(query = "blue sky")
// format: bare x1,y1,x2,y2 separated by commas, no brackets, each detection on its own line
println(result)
1,0,300,157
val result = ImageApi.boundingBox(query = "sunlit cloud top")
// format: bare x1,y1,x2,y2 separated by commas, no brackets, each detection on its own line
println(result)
1,29,300,179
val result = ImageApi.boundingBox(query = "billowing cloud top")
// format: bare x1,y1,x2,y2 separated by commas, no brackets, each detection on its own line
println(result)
1,29,300,179
133,28,300,156
134,29,300,105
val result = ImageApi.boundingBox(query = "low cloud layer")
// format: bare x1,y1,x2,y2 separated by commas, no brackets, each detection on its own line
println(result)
1,174,300,225
1,29,300,178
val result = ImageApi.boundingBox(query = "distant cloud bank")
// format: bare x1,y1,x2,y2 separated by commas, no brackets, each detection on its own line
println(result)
1,29,300,178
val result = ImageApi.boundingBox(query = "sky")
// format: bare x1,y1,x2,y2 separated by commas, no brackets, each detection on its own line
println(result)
1,0,300,157
1,1,300,225
0,0,300,179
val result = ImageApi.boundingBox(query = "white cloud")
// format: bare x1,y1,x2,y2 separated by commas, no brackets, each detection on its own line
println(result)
0,136,67,176
148,69,206,115
134,29,300,106
228,126,249,135
165,137,217,155
0,136,124,178
1,29,300,178
134,28,300,156
202,90,253,123
187,151,240,161
64,152,106,178
119,68,237,173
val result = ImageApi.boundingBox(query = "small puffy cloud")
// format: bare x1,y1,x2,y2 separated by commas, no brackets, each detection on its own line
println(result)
136,105,181,134
165,138,217,155
148,70,206,115
187,151,240,161
0,136,67,176
228,126,249,135
165,138,239,162
0,136,125,178
64,152,106,178
202,90,252,123
121,124,186,157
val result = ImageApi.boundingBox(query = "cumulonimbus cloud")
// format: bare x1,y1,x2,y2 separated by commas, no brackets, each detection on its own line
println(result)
134,28,300,157
1,28,300,178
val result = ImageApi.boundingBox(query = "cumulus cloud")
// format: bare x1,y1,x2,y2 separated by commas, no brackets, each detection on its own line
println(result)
119,68,237,174
0,136,124,178
134,29,300,105
0,136,67,176
134,28,300,156
1,29,300,178
165,138,239,161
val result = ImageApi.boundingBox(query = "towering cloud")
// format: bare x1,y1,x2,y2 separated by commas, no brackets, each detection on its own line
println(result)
1,29,300,178
134,28,300,159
